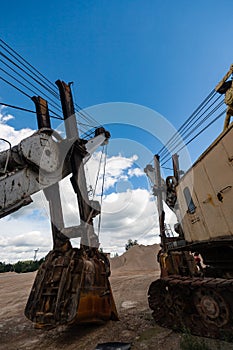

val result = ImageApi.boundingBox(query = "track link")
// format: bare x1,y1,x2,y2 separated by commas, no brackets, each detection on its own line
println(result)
148,276,233,340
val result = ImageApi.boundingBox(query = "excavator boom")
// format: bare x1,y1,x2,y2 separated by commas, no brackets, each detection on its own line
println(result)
1,81,118,328
0,129,107,219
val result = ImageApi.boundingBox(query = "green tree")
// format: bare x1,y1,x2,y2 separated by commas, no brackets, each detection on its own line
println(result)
0,258,44,273
125,239,138,251
0,262,13,273
13,258,44,273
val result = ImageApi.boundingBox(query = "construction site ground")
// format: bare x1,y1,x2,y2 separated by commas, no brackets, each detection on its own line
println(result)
1,244,233,350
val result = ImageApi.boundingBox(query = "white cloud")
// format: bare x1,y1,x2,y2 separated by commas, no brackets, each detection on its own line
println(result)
0,113,14,123
85,152,141,195
0,114,177,262
0,215,51,263
0,108,34,150
96,189,159,254
127,167,144,177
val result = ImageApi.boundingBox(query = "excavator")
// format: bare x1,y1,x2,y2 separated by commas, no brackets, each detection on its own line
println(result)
0,80,118,328
145,64,233,339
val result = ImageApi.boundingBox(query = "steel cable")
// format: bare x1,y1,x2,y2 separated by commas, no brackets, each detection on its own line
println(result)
1,40,103,129
161,109,226,166
160,97,224,163
159,89,217,157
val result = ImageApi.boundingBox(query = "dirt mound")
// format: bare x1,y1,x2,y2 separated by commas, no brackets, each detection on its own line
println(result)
110,244,160,274
1,246,231,350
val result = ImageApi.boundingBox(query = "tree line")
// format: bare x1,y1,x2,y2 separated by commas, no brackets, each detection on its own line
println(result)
0,258,45,273
0,240,138,273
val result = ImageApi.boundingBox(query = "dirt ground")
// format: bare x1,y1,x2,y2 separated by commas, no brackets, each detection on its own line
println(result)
1,245,233,350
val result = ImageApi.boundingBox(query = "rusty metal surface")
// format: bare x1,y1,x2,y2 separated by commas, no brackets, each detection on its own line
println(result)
25,245,118,328
215,64,233,130
148,276,233,340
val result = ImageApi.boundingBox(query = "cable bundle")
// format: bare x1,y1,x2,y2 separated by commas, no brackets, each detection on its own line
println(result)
158,89,226,166
0,39,103,137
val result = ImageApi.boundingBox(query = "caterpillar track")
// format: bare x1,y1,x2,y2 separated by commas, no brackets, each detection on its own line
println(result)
148,276,233,340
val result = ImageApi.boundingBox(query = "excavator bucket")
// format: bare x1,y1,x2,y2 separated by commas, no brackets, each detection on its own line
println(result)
24,81,118,329
25,244,118,328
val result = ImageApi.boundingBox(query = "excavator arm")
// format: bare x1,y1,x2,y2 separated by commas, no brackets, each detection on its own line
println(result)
1,81,118,328
0,128,109,219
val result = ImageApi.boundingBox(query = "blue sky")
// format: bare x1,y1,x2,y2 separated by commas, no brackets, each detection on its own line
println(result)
0,0,233,260
2,1,232,133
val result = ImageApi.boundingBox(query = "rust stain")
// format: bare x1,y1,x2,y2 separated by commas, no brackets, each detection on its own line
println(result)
203,194,216,206
207,193,215,206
